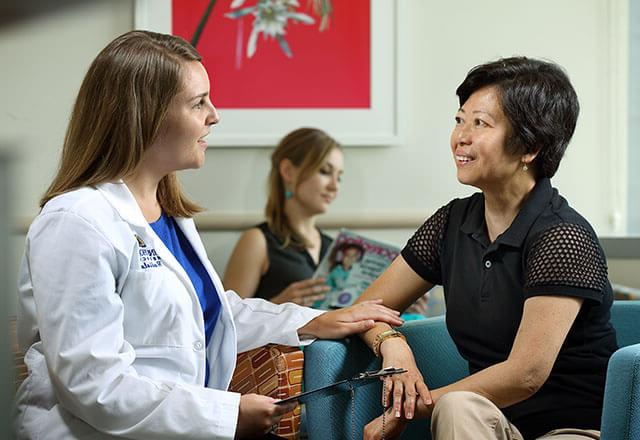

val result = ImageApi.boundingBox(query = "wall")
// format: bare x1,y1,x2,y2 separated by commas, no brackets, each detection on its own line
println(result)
1,0,638,316
609,259,640,289
0,1,135,314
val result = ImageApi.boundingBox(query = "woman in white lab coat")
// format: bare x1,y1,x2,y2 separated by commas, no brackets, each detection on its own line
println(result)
14,30,403,440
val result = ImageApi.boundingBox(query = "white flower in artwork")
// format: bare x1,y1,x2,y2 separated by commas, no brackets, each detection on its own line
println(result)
226,0,316,58
253,2,289,37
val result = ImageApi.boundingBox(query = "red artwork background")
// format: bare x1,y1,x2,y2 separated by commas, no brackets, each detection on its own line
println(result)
172,0,370,109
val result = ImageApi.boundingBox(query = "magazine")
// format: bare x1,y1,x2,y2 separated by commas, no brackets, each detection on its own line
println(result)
312,230,401,309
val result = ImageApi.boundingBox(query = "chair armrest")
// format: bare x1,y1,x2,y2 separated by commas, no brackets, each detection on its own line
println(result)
304,316,468,440
601,343,640,440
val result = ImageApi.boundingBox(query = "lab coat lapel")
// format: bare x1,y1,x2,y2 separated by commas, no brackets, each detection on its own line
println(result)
96,181,237,388
95,181,147,228
95,182,204,322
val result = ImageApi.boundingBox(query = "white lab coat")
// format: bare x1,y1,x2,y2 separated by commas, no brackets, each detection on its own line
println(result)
14,181,323,440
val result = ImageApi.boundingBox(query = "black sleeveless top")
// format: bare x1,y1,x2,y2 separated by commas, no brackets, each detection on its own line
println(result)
254,222,333,301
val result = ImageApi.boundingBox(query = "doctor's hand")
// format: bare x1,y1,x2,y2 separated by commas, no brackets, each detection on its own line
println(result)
297,299,403,340
235,394,297,439
271,278,330,306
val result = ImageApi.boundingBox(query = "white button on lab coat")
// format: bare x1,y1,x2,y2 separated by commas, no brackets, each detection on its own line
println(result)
14,181,323,439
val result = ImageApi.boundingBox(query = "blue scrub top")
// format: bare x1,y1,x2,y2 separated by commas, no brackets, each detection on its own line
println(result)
150,213,221,386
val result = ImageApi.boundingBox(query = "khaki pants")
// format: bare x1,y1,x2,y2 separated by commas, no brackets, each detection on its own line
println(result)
431,391,600,440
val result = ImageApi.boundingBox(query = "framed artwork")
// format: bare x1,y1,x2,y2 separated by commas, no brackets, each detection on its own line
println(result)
135,0,400,147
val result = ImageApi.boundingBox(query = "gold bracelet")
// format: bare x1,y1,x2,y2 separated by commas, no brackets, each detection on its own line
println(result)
372,329,406,358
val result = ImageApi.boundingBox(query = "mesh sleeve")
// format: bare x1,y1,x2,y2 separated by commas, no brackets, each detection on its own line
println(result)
524,223,608,301
401,204,451,284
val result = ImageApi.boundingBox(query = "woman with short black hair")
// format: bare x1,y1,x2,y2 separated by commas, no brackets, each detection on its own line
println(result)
456,56,581,179
358,57,616,440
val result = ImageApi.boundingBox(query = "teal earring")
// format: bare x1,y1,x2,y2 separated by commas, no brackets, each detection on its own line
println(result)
285,189,294,199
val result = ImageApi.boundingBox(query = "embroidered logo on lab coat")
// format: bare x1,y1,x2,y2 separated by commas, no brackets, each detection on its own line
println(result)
135,235,162,269
139,247,162,269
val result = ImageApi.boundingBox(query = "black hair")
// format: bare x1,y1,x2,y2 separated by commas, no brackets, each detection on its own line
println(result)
456,57,579,179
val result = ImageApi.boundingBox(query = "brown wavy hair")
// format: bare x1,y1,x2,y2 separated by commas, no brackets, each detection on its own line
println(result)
40,30,203,216
265,128,340,248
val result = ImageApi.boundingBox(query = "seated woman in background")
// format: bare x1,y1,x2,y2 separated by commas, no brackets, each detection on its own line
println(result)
224,128,341,306
358,57,617,440
14,30,404,440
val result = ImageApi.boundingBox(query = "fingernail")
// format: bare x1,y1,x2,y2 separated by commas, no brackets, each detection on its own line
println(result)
407,412,413,419
395,410,400,418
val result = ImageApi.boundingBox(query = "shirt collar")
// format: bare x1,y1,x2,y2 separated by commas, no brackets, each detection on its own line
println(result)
95,180,148,228
459,178,554,249
459,193,487,244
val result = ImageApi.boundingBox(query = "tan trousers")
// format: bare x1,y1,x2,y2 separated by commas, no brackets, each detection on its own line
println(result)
430,391,600,440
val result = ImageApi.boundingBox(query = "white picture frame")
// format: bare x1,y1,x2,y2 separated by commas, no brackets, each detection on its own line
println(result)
134,0,401,147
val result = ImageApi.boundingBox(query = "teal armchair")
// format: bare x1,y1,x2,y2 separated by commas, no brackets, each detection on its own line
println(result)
303,301,640,440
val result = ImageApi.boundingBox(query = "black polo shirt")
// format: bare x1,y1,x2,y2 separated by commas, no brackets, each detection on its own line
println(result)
401,178,617,440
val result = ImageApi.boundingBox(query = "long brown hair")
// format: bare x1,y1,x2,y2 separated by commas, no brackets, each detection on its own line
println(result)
40,30,203,216
265,127,340,248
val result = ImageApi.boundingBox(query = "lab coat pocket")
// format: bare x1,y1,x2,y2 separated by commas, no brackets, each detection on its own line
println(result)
120,268,194,348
